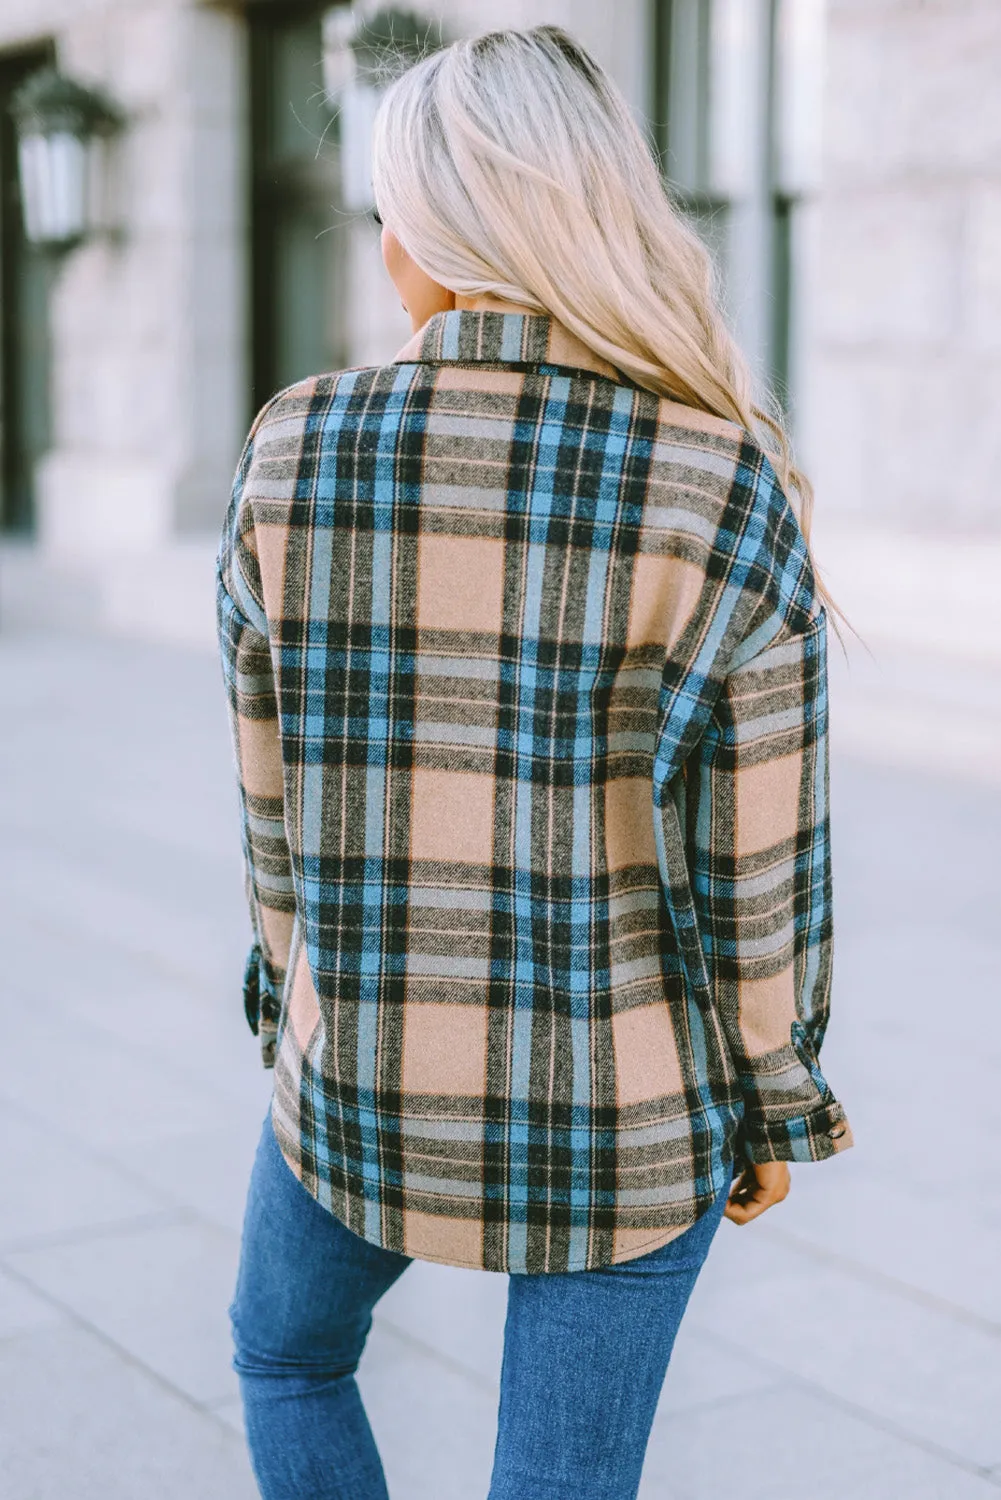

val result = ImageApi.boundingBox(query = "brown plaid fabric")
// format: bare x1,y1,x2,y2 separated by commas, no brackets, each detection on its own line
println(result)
217,310,852,1274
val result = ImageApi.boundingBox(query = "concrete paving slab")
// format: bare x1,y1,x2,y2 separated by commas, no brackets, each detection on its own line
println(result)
62,979,269,1097
686,1263,1001,1469
0,1103,167,1252
5,1218,241,1407
376,1254,787,1418
377,1258,507,1390
0,637,241,862
689,1217,816,1289
830,932,1000,1086
0,837,239,996
827,640,1001,790
109,1119,268,1237
837,930,1000,1067
656,1326,784,1416
4,895,237,1035
0,1004,248,1154
773,1164,1001,1329
0,1323,257,1500
0,806,244,930
833,1085,997,1203
827,759,1001,941
359,1319,499,1500
4,897,263,1095
641,1384,1001,1500
0,1268,63,1340
208,1394,246,1439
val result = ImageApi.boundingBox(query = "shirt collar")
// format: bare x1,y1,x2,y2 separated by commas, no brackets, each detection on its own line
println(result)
394,308,624,383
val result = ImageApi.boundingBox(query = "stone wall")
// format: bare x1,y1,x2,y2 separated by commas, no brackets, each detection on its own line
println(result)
4,0,650,567
0,0,248,559
0,0,653,644
803,0,1001,532
9,0,998,595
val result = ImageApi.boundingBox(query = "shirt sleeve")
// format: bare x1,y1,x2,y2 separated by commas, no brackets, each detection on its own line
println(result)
216,428,295,1069
686,606,853,1165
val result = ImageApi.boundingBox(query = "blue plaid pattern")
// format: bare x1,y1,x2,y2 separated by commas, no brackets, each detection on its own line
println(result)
217,310,851,1273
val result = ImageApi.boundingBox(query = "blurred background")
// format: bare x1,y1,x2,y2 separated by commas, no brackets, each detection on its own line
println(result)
0,2,998,1498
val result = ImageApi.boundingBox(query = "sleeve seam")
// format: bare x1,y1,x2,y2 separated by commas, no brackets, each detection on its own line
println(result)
724,602,826,678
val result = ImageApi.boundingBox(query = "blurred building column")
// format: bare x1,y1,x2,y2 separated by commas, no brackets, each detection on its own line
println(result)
30,0,248,560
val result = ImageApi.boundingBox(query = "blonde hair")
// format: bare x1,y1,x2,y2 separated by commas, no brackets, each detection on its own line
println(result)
372,25,831,611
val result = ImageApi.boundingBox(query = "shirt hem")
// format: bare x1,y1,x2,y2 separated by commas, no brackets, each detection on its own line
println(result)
270,1110,720,1274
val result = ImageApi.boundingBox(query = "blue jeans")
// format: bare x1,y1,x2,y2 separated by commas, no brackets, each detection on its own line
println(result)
230,1111,728,1500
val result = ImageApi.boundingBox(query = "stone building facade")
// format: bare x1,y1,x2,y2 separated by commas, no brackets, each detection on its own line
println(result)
808,0,1001,533
0,0,997,644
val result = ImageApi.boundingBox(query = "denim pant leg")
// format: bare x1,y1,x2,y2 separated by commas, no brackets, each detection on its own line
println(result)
489,1188,730,1500
229,1109,412,1500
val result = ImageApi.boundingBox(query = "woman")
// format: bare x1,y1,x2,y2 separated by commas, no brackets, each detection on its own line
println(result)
219,25,852,1500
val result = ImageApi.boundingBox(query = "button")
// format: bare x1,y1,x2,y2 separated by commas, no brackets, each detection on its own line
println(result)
829,1124,847,1140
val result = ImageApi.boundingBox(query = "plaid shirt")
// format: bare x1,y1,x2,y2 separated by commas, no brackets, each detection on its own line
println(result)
218,309,852,1274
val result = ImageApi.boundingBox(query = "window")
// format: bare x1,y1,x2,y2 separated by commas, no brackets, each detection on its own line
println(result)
652,0,825,415
249,2,349,410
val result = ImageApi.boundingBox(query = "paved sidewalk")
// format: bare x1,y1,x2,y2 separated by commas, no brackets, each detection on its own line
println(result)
1,627,999,1499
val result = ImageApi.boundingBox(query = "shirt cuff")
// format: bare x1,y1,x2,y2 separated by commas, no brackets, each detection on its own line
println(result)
737,1098,853,1165
243,944,283,1046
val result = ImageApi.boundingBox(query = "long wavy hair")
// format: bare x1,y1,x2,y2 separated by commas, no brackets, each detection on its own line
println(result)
371,24,830,608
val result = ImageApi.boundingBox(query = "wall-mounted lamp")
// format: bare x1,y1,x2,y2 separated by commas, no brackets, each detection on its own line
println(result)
11,69,121,252
322,5,443,214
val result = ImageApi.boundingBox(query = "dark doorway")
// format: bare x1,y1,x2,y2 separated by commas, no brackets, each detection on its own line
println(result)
249,2,349,412
0,44,55,534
